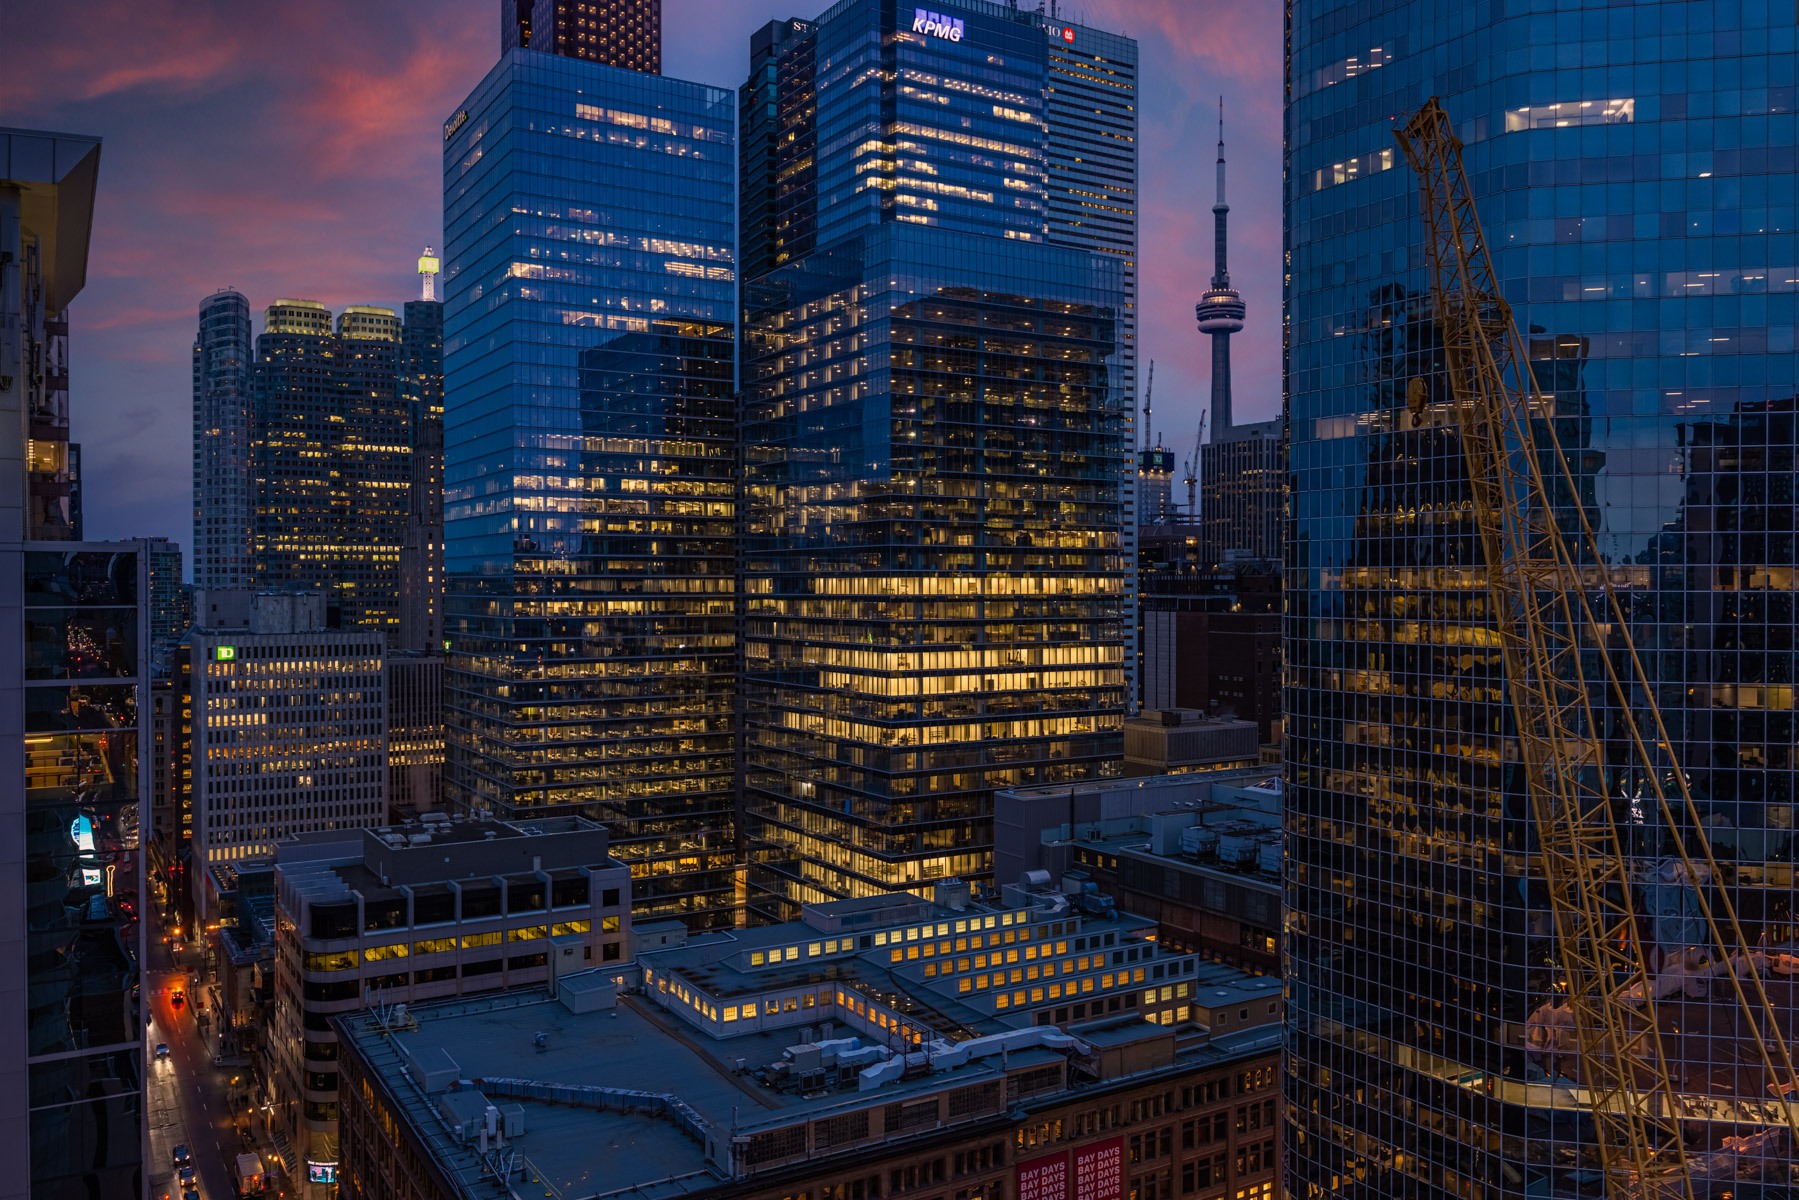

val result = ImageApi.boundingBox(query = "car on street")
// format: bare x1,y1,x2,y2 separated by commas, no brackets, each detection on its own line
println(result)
172,1146,190,1167
178,1166,197,1187
155,1043,170,1059
182,1189,199,1200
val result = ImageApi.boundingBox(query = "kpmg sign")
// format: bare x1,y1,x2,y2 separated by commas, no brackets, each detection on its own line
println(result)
912,8,965,41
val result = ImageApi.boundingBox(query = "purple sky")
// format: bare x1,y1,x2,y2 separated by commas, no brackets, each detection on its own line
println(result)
3,0,1283,552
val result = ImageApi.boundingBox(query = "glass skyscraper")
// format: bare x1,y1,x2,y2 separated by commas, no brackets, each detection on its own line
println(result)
398,296,445,653
253,301,413,636
1287,4,1799,1196
1040,16,1141,708
440,51,738,929
4,127,148,1200
739,0,1130,920
194,289,254,590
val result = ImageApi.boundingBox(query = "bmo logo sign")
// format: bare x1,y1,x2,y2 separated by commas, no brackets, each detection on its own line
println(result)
913,8,965,41
1058,26,1075,43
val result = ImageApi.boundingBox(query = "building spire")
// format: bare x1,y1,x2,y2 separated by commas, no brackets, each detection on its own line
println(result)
418,246,441,302
1195,95,1245,433
1212,97,1229,287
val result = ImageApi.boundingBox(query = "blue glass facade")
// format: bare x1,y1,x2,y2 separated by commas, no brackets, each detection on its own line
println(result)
741,221,1128,920
1287,2,1799,1195
811,0,1048,248
440,51,738,928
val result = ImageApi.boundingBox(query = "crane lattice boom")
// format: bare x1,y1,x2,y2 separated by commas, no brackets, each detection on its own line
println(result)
1395,97,1799,1199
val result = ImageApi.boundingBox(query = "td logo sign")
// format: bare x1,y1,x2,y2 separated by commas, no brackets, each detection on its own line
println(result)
912,8,965,41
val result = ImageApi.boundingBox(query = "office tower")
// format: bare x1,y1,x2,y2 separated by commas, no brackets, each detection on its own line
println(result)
1198,418,1280,563
502,0,660,72
166,639,195,933
1040,16,1141,706
187,591,385,918
500,0,532,53
3,128,151,1200
254,301,412,635
738,0,1130,920
398,284,444,653
385,651,444,820
270,817,628,1195
195,289,255,588
143,535,187,652
1286,9,1799,1197
738,18,813,282
441,51,737,928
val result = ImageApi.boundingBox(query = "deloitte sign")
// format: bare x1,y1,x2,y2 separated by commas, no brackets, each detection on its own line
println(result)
912,8,965,41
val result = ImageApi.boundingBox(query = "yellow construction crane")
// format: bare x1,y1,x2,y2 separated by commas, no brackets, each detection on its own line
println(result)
1394,98,1799,1198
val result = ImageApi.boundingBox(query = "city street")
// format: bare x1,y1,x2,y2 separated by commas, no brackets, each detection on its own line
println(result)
145,906,261,1200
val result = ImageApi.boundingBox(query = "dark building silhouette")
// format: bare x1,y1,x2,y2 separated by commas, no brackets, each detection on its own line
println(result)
502,0,660,72
738,18,813,282
398,297,443,652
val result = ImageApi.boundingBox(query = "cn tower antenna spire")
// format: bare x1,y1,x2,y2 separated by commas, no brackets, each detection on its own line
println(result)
1195,95,1244,433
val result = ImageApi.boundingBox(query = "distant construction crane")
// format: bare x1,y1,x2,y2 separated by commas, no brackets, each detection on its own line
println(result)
1182,411,1206,520
1142,360,1156,449
1396,97,1799,1199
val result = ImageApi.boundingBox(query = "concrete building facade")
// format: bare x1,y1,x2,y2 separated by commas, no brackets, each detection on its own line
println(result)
188,592,385,915
269,815,630,1196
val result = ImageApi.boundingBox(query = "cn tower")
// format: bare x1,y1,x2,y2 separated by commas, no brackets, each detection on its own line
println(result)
1194,98,1245,433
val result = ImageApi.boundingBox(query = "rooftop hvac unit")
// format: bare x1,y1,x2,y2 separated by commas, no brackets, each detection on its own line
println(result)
932,878,971,910
499,1104,526,1138
1257,842,1283,875
407,833,431,846
1217,834,1261,865
1181,827,1219,857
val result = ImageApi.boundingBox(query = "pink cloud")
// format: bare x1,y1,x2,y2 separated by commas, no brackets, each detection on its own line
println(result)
9,0,1286,547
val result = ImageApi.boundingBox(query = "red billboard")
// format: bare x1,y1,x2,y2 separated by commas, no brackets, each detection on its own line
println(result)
1073,1137,1125,1200
1016,1152,1070,1200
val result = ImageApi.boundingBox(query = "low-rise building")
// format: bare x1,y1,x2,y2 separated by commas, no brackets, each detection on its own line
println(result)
996,772,1283,974
270,814,631,1198
641,885,1217,1040
336,945,1282,1200
1123,709,1262,776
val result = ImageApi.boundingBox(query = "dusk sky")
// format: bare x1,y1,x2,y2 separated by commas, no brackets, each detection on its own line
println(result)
4,0,1283,554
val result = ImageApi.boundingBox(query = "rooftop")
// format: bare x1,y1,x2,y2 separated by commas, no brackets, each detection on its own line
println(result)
341,980,1280,1200
274,815,617,909
1000,766,1278,805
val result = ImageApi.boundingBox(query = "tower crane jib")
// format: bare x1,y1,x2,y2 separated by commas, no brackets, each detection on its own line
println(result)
1396,96,1799,1200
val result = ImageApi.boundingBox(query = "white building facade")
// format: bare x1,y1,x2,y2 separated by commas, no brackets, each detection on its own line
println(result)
189,592,385,914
